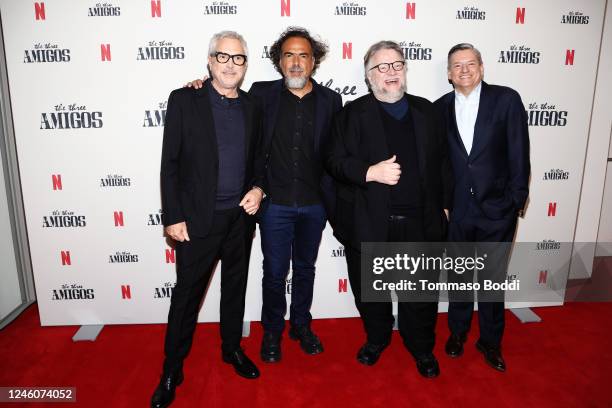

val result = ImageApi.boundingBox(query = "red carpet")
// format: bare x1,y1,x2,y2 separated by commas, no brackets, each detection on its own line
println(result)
1,302,611,407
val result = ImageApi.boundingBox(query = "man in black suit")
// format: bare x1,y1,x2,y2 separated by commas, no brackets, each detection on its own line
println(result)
249,27,342,363
151,31,264,408
187,27,342,364
325,40,453,378
434,43,530,372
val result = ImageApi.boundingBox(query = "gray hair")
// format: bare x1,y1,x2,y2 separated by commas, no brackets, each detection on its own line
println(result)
447,43,482,70
363,40,403,71
208,30,248,58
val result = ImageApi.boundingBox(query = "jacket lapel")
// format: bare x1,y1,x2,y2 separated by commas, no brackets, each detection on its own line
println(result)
312,81,329,156
194,81,218,178
240,90,253,161
447,94,469,159
468,81,492,159
263,80,282,151
361,94,390,163
408,98,427,179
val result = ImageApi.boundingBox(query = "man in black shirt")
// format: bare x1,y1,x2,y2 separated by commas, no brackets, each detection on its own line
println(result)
326,41,453,378
249,28,342,363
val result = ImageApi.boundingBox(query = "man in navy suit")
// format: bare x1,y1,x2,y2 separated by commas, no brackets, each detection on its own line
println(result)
434,43,530,372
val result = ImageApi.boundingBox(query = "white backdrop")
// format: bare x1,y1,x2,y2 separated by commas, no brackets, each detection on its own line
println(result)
0,0,605,325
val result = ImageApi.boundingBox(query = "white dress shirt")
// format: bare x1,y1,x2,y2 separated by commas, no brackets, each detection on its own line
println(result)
454,82,482,155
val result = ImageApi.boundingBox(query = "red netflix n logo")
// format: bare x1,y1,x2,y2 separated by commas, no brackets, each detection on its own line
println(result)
281,0,290,16
35,2,45,20
121,285,131,299
516,7,525,24
165,248,175,264
114,211,124,226
151,0,161,17
406,3,416,19
101,44,111,61
538,270,548,284
547,202,557,217
52,174,62,190
61,251,71,266
342,43,352,60
338,278,348,293
565,50,575,65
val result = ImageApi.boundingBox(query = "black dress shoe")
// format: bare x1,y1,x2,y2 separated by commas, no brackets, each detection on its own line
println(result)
415,354,440,378
260,332,282,363
150,371,184,408
445,333,467,358
289,325,323,355
356,341,389,366
475,340,506,372
223,348,260,379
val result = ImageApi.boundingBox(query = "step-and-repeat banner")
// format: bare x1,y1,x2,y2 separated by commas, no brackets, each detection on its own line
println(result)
0,0,605,325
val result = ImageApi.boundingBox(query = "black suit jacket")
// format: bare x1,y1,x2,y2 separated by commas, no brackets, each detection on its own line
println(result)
325,93,453,248
248,79,343,219
160,79,263,237
434,81,530,221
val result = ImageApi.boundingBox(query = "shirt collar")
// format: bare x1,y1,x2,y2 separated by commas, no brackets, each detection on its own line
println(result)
454,81,482,104
208,82,241,106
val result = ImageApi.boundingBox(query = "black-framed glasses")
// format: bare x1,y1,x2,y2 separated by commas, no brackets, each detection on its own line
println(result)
213,51,247,66
369,60,405,73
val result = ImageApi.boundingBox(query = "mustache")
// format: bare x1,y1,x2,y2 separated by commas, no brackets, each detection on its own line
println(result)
289,66,304,73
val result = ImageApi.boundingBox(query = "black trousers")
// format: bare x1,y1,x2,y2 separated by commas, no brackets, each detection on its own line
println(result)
345,215,438,358
447,198,517,348
162,207,252,375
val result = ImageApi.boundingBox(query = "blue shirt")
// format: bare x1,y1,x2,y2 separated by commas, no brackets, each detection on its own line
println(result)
208,84,246,210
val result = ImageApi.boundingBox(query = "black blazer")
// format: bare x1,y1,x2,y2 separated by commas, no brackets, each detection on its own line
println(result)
248,79,342,219
325,93,453,248
434,81,530,221
160,79,263,237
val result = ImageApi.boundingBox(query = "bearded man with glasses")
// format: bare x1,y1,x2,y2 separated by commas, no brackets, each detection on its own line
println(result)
152,31,265,408
325,40,453,378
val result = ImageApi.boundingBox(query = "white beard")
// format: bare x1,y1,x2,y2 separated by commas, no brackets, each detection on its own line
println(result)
285,76,308,89
371,82,406,103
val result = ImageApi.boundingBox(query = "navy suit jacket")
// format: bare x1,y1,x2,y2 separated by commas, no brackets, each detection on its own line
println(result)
248,79,343,221
434,81,530,221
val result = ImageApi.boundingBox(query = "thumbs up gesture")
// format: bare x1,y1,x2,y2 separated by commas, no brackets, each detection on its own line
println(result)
366,155,401,185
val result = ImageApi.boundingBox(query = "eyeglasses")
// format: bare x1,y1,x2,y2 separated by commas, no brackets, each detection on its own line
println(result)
369,60,405,73
213,52,247,66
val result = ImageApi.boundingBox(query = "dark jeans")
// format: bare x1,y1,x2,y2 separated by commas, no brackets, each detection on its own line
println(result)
163,207,250,375
447,198,517,347
259,203,327,334
345,215,438,358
